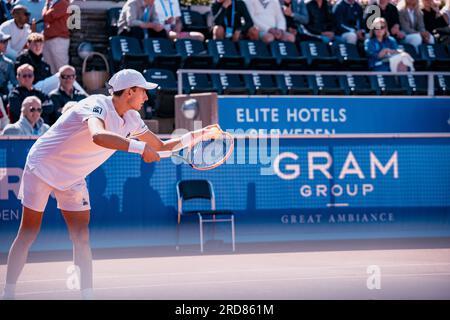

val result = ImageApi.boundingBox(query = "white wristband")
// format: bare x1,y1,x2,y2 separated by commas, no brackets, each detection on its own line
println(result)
180,132,193,147
128,139,146,155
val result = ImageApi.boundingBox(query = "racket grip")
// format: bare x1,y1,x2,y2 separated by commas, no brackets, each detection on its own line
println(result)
158,151,173,158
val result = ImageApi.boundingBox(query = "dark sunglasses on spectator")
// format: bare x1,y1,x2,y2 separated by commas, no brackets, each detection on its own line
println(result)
20,73,34,78
29,107,42,113
61,74,76,80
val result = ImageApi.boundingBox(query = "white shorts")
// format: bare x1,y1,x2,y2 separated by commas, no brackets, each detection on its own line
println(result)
18,167,91,212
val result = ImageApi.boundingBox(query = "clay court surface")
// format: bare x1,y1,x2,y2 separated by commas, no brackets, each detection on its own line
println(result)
1,238,449,300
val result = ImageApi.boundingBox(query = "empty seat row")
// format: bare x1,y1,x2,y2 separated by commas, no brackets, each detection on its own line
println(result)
109,36,450,74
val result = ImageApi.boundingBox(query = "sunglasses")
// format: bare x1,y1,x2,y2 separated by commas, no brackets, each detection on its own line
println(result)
61,74,76,80
20,73,34,78
29,107,42,113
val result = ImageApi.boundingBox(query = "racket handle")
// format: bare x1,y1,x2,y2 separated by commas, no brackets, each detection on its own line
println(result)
158,151,173,158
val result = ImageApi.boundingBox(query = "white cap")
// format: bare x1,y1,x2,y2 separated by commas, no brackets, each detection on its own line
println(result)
107,69,158,93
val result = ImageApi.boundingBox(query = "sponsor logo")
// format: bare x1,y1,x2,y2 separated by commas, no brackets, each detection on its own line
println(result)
92,106,103,115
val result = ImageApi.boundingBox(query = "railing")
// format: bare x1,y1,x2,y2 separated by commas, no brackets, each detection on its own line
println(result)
176,69,450,97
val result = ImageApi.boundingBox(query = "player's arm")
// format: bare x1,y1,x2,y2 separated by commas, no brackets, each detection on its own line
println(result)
136,125,222,152
87,117,160,162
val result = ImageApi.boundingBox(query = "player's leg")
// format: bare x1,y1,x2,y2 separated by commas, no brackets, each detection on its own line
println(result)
2,207,44,299
61,210,93,299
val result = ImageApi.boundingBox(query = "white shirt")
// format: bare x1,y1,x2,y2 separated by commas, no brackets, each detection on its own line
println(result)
243,0,286,33
154,0,181,25
0,19,31,60
26,95,148,190
407,8,415,26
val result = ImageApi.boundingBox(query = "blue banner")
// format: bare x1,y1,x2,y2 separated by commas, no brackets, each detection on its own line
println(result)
218,96,450,134
1,137,449,253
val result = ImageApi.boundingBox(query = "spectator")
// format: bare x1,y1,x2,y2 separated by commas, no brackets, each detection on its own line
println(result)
0,31,17,102
8,63,50,123
398,0,435,50
365,17,414,71
281,0,309,36
153,0,205,41
0,5,31,60
212,0,258,41
48,65,87,123
15,32,51,83
0,98,9,130
118,0,173,40
0,0,12,25
332,0,365,44
304,0,337,43
244,0,296,43
364,0,406,42
442,0,450,24
1,95,48,135
13,0,45,32
421,0,450,44
42,0,70,74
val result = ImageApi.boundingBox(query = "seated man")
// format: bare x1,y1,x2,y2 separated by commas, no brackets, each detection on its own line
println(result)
1,95,49,135
118,0,165,39
153,0,204,41
212,0,259,41
15,32,52,84
398,0,434,50
13,0,46,33
0,31,17,104
49,65,88,124
304,0,337,43
8,63,50,124
0,5,31,60
244,0,296,43
332,0,365,45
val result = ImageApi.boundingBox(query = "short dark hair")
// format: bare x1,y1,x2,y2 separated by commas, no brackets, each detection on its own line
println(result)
112,86,138,97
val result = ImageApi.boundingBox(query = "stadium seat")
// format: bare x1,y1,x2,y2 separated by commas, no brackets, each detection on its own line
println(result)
269,41,307,70
175,39,214,69
434,74,450,96
341,75,377,95
180,9,210,38
370,75,408,95
106,7,122,37
238,40,277,70
176,180,235,253
207,39,245,69
397,43,427,71
243,73,282,95
309,75,346,95
299,41,339,70
275,74,313,95
143,69,177,118
399,75,428,95
331,43,368,71
143,38,181,72
109,36,148,72
419,44,450,71
182,72,215,94
211,73,249,95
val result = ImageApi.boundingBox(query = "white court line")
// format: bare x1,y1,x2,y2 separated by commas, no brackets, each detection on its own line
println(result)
327,203,349,207
13,272,450,297
2,262,450,285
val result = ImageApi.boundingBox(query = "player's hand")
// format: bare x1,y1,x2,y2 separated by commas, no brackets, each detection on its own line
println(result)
200,124,222,140
142,145,161,163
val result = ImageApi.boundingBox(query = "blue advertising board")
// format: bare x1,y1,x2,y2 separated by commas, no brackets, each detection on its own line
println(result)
218,96,450,134
1,136,449,253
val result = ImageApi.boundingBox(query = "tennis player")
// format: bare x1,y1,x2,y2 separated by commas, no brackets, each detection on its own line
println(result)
1,69,219,300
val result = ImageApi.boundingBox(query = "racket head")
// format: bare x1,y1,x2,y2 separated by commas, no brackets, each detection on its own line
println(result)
186,131,234,170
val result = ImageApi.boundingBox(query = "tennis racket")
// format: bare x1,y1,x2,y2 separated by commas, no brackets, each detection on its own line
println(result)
158,127,234,170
